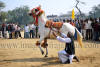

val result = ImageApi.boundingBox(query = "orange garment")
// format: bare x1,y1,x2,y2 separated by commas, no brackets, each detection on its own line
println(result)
70,22,75,26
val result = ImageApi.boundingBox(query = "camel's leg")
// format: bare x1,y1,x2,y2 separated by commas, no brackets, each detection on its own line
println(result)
38,45,44,55
44,38,48,57
45,47,48,57
41,38,48,57
36,37,45,55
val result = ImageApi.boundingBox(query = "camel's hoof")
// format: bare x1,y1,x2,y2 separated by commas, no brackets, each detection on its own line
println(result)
42,51,44,55
44,55,48,57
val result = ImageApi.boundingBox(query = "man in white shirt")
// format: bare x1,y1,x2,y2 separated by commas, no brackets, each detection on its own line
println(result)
85,19,93,40
52,31,79,64
24,24,29,38
29,24,36,38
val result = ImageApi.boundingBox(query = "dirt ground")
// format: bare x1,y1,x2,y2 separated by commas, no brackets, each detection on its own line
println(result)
0,38,100,67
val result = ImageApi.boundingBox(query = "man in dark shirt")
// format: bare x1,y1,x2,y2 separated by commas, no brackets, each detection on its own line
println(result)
52,31,79,64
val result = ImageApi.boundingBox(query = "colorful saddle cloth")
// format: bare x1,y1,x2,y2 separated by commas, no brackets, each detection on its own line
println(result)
45,20,63,28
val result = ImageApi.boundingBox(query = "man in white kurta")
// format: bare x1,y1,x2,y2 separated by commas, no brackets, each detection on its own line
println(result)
53,32,75,64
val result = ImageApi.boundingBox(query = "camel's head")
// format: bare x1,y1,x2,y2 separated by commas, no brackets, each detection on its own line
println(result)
29,6,44,16
29,5,44,26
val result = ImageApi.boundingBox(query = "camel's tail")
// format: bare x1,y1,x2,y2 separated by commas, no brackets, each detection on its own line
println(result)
75,28,83,48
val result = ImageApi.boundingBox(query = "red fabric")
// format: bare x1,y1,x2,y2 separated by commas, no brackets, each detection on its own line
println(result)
2,24,5,27
31,7,44,26
31,8,37,26
70,22,75,26
36,6,41,10
35,16,38,26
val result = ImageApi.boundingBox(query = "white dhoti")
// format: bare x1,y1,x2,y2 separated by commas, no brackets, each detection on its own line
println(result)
58,50,74,64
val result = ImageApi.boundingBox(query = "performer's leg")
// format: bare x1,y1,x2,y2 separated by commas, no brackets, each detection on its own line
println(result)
58,50,68,63
73,56,80,62
69,55,74,64
45,47,48,57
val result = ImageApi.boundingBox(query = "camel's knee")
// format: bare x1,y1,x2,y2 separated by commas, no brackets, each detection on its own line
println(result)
41,42,48,48
36,41,40,46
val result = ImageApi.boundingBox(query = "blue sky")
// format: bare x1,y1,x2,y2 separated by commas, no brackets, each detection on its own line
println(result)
1,0,100,15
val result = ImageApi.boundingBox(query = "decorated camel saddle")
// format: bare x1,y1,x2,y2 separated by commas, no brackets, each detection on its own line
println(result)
45,20,63,29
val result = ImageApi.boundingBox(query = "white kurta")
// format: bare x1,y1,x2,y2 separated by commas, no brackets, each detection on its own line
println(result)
56,33,75,64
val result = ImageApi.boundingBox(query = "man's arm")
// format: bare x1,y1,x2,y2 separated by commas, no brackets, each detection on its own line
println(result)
52,32,71,43
61,33,67,38
52,32,57,37
57,30,67,38
56,36,71,43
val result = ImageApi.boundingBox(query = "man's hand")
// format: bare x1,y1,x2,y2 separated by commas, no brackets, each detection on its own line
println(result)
57,30,61,35
52,32,57,37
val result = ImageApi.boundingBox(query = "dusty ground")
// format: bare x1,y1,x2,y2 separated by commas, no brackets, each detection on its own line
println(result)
0,38,100,67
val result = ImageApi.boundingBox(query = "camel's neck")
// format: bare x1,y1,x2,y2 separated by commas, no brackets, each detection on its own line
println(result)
38,13,48,27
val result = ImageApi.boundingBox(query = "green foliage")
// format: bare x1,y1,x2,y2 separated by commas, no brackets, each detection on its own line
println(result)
0,1,6,23
0,0,99,25
0,1,5,10
7,6,34,25
0,11,7,22
89,4,100,18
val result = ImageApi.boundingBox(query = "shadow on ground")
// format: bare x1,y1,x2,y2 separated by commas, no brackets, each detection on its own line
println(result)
0,57,63,67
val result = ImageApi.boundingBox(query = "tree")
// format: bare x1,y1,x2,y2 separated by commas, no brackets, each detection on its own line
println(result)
89,4,100,18
0,1,5,11
7,6,33,25
75,0,85,19
0,11,7,22
0,1,6,23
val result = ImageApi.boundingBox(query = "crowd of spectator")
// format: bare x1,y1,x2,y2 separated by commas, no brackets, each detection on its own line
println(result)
0,23,37,39
0,17,100,41
52,17,100,41
0,23,22,39
67,17,100,41
24,23,36,38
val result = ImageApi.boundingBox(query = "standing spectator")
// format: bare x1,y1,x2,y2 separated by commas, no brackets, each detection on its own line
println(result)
24,24,29,38
67,19,70,23
92,19,99,41
85,19,92,40
17,25,22,38
85,19,89,40
35,26,38,38
88,19,93,40
70,20,75,26
75,20,81,32
29,23,36,38
63,19,66,23
81,20,86,40
0,24,2,38
1,23,7,38
91,19,95,40
14,24,18,38
98,17,100,40
8,23,13,39
12,23,15,38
